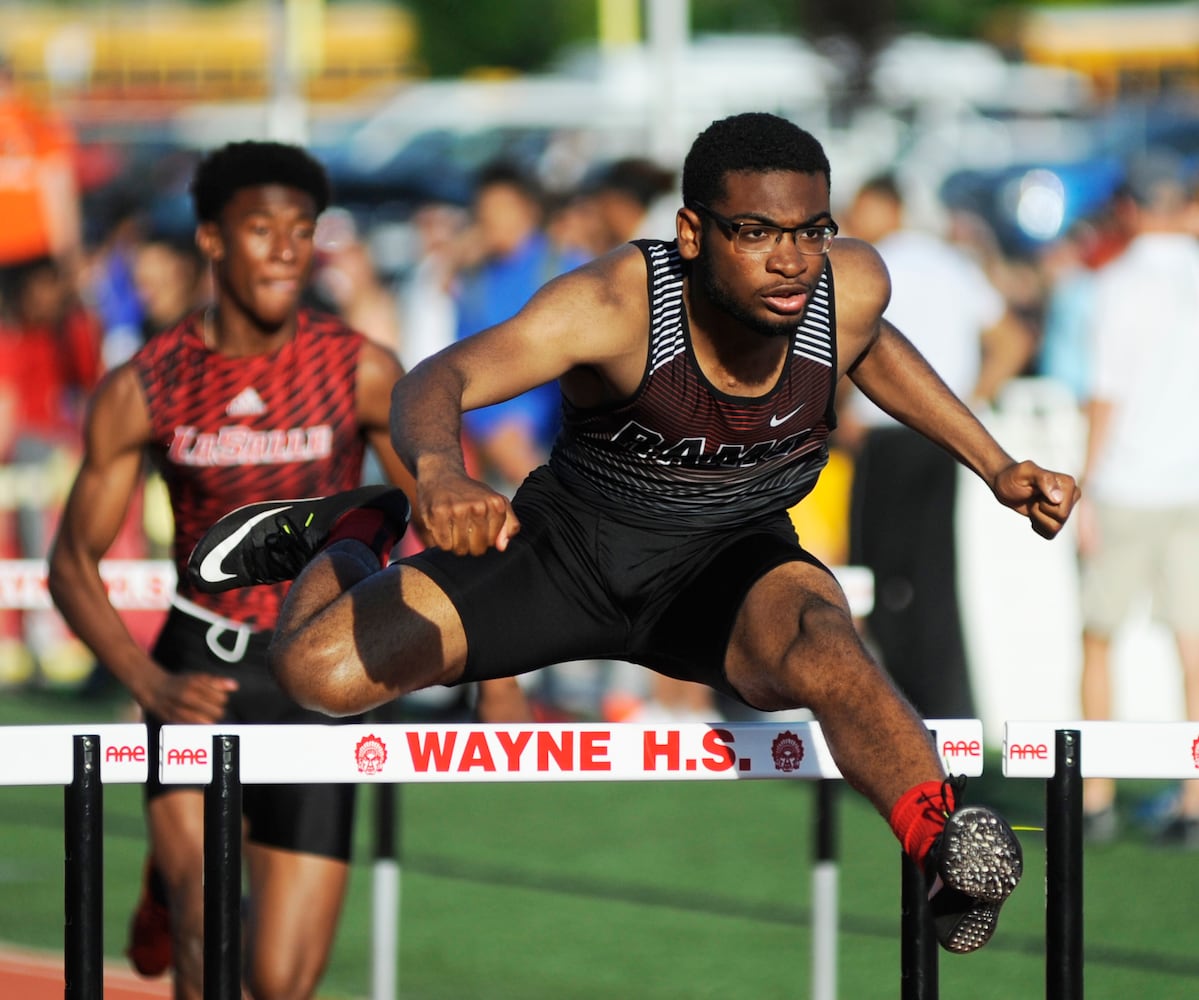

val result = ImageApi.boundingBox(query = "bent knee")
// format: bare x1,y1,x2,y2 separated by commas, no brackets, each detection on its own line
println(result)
267,633,310,698
797,590,855,627
732,595,872,711
268,634,355,716
794,594,868,661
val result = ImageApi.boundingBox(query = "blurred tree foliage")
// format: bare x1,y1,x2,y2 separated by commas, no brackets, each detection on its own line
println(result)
400,0,592,77
395,0,1172,77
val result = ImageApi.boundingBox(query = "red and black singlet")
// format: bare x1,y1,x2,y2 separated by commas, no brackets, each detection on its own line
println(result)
132,308,369,629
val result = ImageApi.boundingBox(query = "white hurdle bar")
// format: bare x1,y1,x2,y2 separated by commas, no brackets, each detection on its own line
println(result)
0,723,150,787
1003,720,1199,1000
161,718,983,1000
0,560,881,998
0,724,149,1000
1004,720,1199,782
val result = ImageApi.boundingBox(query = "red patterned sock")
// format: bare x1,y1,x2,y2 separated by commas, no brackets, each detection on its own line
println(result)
324,509,401,568
889,779,956,872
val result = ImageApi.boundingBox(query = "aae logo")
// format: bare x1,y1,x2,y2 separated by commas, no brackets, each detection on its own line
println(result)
941,739,981,758
166,747,209,765
1007,743,1048,760
105,744,146,763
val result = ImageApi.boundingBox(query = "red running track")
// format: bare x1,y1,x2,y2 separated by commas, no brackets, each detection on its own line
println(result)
0,944,170,999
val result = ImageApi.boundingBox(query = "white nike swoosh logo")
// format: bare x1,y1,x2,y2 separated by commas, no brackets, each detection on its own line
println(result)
194,505,294,584
769,404,805,428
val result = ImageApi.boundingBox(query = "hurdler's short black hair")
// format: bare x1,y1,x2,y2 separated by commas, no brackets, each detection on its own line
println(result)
682,112,831,208
190,140,331,222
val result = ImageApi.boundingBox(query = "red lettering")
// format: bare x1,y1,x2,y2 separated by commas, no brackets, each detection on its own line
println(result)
149,575,171,603
701,728,736,772
104,745,146,763
495,730,532,770
643,730,680,770
1008,743,1049,760
579,731,611,771
406,731,456,771
457,732,496,772
536,731,573,771
941,739,981,758
166,747,208,765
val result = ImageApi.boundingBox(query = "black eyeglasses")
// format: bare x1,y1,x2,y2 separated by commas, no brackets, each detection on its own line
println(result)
689,201,838,255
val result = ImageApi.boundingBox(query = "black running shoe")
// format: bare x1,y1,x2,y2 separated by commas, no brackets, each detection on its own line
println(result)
187,485,410,593
927,803,1024,954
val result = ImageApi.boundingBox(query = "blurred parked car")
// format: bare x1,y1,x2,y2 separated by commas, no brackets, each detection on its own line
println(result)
940,102,1199,256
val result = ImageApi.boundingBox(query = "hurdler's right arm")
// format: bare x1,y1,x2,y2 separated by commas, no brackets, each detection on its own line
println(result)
47,366,237,719
388,343,518,555
48,366,163,703
390,251,640,555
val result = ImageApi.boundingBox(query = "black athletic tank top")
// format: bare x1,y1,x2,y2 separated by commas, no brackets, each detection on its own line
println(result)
549,239,838,530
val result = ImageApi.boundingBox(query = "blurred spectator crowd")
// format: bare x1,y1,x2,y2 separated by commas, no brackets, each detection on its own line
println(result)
4,48,1199,737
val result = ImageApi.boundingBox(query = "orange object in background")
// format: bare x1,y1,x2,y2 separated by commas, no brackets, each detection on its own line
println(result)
0,84,78,266
788,446,853,569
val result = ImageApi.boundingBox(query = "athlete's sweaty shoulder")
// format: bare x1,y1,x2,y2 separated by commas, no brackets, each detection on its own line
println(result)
508,243,650,400
81,361,153,462
548,243,653,403
827,236,891,378
548,243,650,334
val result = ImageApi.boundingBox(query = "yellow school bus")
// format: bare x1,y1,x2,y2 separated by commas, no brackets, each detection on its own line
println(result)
0,0,418,103
1006,2,1199,101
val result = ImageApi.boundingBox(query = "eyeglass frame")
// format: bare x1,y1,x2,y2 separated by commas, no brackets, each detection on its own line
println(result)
687,201,839,255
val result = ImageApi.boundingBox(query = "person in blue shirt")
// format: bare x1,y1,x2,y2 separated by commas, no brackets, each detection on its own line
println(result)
454,161,589,489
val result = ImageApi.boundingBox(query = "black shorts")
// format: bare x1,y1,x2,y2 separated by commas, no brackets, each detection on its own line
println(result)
145,607,360,860
407,466,830,706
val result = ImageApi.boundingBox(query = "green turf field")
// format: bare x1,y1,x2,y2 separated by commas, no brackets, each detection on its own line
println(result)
2,687,1197,999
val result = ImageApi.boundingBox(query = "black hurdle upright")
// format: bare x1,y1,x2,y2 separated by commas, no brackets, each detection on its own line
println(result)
901,849,938,999
65,733,103,1000
1046,729,1083,1000
901,728,938,1000
205,734,242,1000
813,780,837,876
374,752,400,872
810,779,839,1000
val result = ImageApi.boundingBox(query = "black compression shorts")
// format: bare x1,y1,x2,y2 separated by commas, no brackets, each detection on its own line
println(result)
406,466,831,706
144,607,361,860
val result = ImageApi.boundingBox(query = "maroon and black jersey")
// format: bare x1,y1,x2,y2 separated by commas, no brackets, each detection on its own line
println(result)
550,239,837,529
132,308,369,629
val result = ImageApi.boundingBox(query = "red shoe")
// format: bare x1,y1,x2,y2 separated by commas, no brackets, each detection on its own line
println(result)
126,860,172,977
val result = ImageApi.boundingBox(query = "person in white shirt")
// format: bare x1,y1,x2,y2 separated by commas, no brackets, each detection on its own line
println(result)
840,174,1034,721
1078,152,1199,847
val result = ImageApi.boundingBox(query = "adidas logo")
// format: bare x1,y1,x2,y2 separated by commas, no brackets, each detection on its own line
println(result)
226,387,267,417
